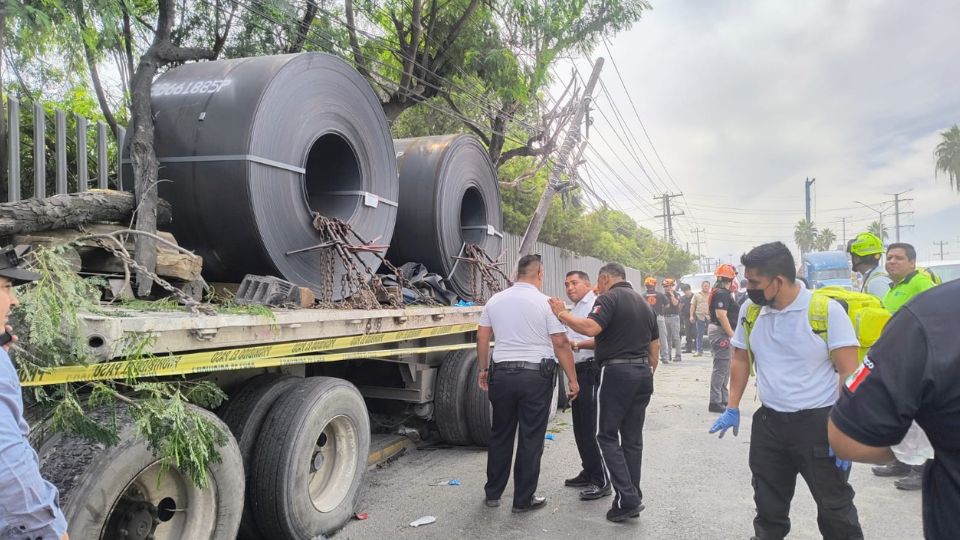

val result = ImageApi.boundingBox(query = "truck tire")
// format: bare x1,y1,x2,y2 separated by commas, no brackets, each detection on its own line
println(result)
465,352,492,446
39,406,244,540
435,349,473,445
217,373,301,540
250,377,370,538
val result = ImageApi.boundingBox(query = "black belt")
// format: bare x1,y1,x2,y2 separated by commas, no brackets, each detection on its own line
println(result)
575,359,596,371
603,357,648,366
493,361,542,371
759,405,831,422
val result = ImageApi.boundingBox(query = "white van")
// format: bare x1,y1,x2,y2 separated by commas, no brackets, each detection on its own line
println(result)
918,260,960,283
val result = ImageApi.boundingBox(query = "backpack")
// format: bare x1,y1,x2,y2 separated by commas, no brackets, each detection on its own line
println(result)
739,286,891,375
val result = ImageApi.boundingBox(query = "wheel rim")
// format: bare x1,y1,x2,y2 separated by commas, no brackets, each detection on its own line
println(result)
102,461,217,540
308,414,359,513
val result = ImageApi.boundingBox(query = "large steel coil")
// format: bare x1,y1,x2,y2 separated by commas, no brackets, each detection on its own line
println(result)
130,53,397,298
388,135,502,299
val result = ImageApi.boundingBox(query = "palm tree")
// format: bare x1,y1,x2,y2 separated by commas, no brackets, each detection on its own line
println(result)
794,219,818,255
935,124,960,193
868,220,889,240
817,228,837,251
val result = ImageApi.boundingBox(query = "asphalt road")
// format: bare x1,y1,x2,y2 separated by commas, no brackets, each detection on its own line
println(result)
340,354,924,540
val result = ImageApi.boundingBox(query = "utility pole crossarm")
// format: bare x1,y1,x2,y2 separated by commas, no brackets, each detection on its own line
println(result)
519,58,603,256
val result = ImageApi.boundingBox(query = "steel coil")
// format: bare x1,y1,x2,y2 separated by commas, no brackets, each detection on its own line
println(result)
130,53,397,298
388,135,502,299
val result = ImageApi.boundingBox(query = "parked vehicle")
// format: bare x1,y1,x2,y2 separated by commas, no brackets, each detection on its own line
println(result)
918,260,960,283
801,251,854,290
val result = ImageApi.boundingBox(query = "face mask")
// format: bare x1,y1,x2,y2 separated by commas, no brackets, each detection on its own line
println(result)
747,279,780,306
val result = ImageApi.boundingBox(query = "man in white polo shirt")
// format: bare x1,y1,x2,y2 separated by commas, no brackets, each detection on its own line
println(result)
709,242,863,540
477,254,579,513
559,270,608,500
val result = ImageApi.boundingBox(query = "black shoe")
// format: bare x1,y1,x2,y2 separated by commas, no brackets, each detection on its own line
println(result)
674,356,682,363
872,460,911,477
512,496,547,513
661,358,670,364
564,473,591,487
579,485,612,500
895,468,923,491
606,503,644,522
708,403,725,413
485,498,500,508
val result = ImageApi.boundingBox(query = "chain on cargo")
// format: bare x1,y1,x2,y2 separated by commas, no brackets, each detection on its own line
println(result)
20,322,478,387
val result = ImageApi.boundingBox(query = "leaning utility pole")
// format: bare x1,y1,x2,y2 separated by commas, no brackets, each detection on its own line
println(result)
887,189,913,243
654,192,684,243
519,58,603,256
691,227,706,272
804,177,816,224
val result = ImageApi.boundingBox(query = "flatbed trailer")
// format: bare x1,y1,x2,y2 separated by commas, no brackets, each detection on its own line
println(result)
27,304,508,540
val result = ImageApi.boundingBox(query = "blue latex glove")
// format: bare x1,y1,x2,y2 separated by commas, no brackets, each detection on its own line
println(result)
709,407,740,438
829,447,852,472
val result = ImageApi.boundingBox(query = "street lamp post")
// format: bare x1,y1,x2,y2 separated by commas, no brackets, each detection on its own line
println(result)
853,200,891,241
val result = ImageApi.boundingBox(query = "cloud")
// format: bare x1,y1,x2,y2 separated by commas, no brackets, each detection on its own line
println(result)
584,0,960,264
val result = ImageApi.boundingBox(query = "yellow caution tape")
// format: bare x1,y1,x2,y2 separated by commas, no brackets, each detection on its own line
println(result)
21,322,478,387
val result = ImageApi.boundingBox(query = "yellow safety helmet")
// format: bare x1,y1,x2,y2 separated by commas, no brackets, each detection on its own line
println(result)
847,232,883,257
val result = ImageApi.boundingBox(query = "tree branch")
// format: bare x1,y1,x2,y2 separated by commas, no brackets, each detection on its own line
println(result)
75,9,120,138
441,93,489,145
286,0,317,54
343,0,372,79
398,0,423,92
431,0,481,74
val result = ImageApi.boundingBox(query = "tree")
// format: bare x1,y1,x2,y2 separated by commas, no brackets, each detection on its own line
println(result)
935,124,960,193
794,219,818,255
816,228,836,251
868,220,889,240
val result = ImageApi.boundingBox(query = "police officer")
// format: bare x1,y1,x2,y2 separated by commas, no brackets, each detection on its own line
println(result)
846,232,891,299
477,254,579,513
549,262,659,523
709,241,863,539
559,271,607,500
829,280,960,539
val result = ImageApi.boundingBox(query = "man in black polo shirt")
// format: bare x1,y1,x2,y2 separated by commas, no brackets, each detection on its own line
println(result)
829,280,960,539
549,262,659,523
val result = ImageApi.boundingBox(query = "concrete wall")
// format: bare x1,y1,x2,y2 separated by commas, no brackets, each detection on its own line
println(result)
499,233,645,298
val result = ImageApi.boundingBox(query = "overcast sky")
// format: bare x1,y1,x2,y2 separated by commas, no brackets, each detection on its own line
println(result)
573,0,960,267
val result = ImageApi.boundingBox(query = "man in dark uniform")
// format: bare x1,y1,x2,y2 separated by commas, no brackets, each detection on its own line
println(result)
661,278,683,363
549,262,659,523
680,283,695,353
477,254,579,513
829,280,960,539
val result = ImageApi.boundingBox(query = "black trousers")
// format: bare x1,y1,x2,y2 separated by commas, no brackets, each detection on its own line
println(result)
684,315,696,350
484,367,553,506
596,362,653,509
750,405,863,540
571,361,604,486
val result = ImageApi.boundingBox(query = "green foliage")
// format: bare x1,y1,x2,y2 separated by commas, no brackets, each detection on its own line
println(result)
11,247,229,488
868,220,889,240
935,124,960,193
794,219,818,255
816,228,837,252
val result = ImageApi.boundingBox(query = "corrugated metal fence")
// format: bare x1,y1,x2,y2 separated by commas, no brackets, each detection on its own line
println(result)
500,233,645,298
3,96,124,201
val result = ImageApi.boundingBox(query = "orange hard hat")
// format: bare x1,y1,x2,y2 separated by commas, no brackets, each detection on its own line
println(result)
715,264,737,280
643,277,657,287
662,278,676,287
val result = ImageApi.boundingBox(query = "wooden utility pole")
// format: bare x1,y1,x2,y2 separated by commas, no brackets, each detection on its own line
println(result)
654,193,684,243
519,58,603,256
691,227,705,272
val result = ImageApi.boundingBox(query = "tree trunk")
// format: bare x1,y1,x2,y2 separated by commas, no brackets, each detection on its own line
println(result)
0,190,172,237
129,0,215,296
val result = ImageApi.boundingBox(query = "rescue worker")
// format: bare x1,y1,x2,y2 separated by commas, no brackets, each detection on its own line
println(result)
690,281,711,357
680,284,695,353
661,278,683,363
549,262,659,523
0,246,70,540
709,241,863,539
707,264,739,413
846,232,891,299
643,277,670,363
560,270,607,499
883,242,935,313
829,280,960,539
477,254,579,513
870,242,936,490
